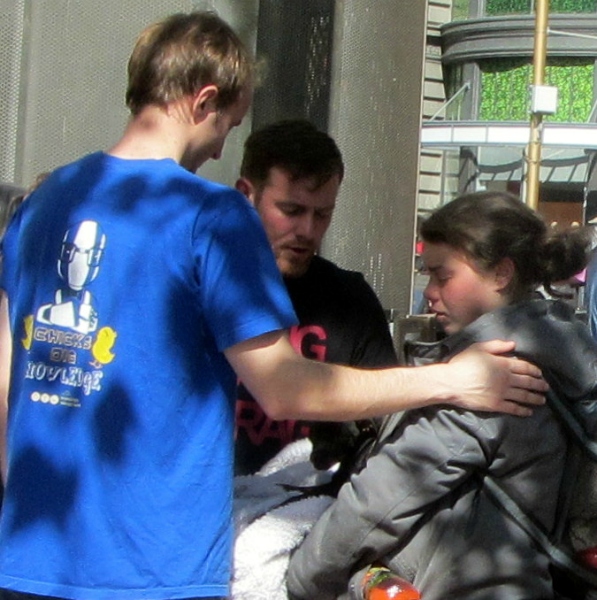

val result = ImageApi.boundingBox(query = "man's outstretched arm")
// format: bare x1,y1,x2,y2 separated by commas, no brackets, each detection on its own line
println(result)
225,332,547,422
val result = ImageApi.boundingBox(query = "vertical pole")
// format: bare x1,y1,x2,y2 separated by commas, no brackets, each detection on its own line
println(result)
525,0,550,210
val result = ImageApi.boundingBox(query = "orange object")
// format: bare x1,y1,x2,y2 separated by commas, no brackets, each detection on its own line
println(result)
363,566,421,600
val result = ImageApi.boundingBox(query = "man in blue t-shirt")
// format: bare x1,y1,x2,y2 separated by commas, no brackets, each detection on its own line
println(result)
0,10,548,600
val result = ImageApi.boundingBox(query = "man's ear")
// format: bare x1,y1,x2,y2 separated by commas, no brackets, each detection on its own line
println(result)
191,85,219,123
494,257,515,291
235,177,256,204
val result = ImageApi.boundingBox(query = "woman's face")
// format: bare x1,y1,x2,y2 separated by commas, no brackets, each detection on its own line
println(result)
422,242,510,334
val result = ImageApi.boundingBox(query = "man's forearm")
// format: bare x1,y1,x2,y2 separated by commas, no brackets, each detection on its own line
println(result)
226,333,547,422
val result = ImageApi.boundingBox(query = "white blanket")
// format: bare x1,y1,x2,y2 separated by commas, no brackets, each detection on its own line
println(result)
232,439,335,600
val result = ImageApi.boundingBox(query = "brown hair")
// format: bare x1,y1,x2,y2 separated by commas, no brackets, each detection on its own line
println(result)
420,191,592,300
126,11,254,115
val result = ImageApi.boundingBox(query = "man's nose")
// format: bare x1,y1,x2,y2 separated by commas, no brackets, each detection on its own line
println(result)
295,214,315,239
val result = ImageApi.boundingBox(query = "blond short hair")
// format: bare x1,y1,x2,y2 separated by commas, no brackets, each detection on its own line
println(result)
126,11,254,115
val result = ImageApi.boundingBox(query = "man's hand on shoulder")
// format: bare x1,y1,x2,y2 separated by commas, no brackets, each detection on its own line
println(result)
445,340,548,416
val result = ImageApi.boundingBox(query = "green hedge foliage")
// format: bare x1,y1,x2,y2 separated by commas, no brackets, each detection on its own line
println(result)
485,0,596,14
478,59,594,122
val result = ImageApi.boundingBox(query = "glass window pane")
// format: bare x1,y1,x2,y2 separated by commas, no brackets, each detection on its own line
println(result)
485,0,532,15
545,60,594,121
479,58,594,122
551,0,597,12
479,59,530,120
444,64,465,119
452,0,470,19
486,0,597,13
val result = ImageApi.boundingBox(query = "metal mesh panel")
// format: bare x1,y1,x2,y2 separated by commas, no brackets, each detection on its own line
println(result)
2,0,426,315
4,0,256,188
253,0,334,131
249,1,427,314
0,0,25,182
16,0,198,187
324,1,427,315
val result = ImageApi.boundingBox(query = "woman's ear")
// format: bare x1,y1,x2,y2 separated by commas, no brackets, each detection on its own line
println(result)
494,257,515,291
191,85,219,123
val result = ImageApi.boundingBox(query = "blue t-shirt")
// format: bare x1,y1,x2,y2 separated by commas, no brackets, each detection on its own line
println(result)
0,152,297,599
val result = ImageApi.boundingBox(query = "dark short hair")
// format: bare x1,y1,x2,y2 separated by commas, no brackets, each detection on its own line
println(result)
240,119,344,190
126,11,254,115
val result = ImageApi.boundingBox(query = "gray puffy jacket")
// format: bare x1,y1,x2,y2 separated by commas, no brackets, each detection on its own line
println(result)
287,299,597,600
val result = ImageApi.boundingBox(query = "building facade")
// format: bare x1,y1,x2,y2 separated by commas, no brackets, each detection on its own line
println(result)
421,0,597,227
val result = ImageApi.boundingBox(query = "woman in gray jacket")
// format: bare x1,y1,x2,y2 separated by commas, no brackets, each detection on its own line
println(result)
287,191,595,600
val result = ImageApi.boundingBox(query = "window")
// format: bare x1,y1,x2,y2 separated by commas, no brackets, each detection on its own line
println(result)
550,0,597,11
485,0,532,15
485,0,596,14
479,58,594,122
452,0,471,19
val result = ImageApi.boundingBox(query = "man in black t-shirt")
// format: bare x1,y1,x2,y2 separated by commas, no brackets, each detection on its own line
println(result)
234,120,397,475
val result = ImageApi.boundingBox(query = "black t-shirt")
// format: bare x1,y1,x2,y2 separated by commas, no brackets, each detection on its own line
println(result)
234,256,398,475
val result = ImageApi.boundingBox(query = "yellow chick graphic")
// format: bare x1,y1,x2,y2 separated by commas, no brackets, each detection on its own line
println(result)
22,315,34,350
91,326,117,368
